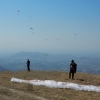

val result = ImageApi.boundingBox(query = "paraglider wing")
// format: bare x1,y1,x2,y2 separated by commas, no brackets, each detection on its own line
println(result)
17,10,20,12
30,27,33,30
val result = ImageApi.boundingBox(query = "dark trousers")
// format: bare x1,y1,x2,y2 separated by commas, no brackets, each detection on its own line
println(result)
69,72,74,79
27,65,30,71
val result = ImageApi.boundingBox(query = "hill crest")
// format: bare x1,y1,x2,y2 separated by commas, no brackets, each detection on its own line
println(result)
0,70,100,100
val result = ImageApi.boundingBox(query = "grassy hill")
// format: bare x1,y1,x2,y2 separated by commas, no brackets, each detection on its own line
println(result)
0,70,100,100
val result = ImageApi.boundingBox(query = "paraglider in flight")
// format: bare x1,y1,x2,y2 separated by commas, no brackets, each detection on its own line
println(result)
29,27,34,34
74,33,77,36
29,16,31,20
44,54,48,59
74,33,77,38
16,10,20,15
44,54,47,56
30,27,33,30
17,10,20,12
55,38,58,43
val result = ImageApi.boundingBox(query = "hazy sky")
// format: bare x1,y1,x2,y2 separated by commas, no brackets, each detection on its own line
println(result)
0,0,100,56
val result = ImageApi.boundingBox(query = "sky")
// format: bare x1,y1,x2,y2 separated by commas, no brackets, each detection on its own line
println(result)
0,0,100,57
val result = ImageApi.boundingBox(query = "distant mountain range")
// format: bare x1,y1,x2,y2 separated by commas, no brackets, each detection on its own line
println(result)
0,51,100,75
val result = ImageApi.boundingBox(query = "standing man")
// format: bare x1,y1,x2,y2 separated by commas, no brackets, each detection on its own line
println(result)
69,60,77,79
26,59,30,71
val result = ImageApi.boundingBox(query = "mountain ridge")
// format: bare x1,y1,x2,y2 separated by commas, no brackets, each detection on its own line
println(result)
0,51,100,75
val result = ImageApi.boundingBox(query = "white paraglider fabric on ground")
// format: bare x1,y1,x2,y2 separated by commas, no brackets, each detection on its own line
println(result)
11,77,100,92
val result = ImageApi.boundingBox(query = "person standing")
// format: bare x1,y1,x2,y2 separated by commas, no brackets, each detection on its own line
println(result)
26,59,30,71
69,60,77,79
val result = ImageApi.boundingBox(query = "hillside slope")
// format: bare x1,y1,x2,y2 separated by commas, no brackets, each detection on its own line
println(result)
0,70,100,100
0,85,47,100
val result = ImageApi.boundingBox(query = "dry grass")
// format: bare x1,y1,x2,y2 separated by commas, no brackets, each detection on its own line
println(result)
0,70,100,100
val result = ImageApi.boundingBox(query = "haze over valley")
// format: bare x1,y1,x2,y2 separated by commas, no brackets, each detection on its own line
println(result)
0,52,100,75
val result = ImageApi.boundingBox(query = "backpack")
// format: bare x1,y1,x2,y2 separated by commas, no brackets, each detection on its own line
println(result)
74,63,77,73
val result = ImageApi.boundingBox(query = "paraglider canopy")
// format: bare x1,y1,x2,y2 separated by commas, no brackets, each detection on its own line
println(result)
44,54,48,59
30,27,33,30
17,10,20,12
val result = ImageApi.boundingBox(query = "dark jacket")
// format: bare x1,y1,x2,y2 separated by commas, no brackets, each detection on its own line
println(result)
27,60,30,66
70,62,77,73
